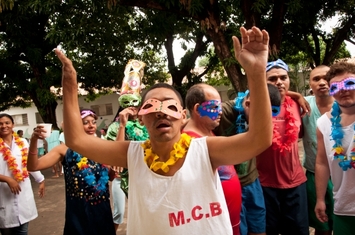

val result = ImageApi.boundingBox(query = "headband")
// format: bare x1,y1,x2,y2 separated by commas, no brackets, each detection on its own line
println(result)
81,110,97,120
266,59,289,72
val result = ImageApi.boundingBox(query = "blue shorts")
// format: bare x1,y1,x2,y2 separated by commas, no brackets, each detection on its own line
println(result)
240,178,266,235
262,182,309,235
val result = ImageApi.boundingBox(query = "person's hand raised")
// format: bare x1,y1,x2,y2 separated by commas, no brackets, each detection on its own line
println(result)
232,26,269,75
54,48,77,87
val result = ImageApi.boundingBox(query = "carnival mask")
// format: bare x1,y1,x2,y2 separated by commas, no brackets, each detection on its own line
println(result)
138,99,183,119
271,106,281,117
197,100,222,121
119,94,141,108
329,77,355,96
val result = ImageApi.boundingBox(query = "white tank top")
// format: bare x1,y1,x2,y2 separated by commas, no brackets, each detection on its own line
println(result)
317,114,355,215
126,137,232,235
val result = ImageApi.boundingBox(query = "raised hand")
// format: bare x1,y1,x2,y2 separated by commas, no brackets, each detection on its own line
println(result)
232,26,269,75
54,48,77,87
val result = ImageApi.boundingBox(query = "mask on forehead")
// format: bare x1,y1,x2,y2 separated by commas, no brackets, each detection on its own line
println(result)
329,77,355,96
119,94,141,108
138,99,183,119
197,100,222,120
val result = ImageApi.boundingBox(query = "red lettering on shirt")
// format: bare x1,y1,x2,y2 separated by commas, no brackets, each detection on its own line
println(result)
191,205,203,220
169,211,185,227
210,202,222,216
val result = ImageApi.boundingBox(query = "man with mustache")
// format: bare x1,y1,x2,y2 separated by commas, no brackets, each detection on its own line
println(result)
182,83,242,235
256,59,309,235
54,26,273,235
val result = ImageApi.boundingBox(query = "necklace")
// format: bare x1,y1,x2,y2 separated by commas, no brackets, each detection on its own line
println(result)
142,133,192,173
330,102,355,171
272,96,298,154
73,152,109,194
0,134,29,182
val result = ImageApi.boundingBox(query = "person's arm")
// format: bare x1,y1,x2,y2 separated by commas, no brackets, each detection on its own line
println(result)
0,174,21,194
287,90,311,117
314,127,330,223
55,49,130,167
208,26,272,168
27,131,67,171
115,107,138,141
29,171,45,198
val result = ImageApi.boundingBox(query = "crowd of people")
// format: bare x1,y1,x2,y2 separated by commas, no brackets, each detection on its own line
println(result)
1,25,355,235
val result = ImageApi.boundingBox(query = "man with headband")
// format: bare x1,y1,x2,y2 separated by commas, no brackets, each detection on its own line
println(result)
55,26,273,235
315,62,355,235
214,83,281,235
182,83,241,235
256,58,309,235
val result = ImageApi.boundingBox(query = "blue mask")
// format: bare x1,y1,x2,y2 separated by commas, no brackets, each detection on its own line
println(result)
197,100,222,120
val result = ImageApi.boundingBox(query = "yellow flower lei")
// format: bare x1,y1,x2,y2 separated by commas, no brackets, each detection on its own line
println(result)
0,133,29,182
142,133,192,173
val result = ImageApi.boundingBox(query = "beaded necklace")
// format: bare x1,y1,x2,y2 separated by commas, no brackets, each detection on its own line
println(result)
0,134,29,182
142,133,192,173
272,96,298,154
72,152,109,194
330,102,355,171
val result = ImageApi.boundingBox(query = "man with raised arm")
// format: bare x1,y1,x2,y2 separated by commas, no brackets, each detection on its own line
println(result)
53,26,272,235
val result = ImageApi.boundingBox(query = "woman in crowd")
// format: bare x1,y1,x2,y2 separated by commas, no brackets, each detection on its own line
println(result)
27,109,115,235
0,113,45,235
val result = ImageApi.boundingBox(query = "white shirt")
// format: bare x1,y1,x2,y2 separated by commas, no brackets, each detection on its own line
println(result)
0,137,44,228
317,114,355,216
127,137,232,235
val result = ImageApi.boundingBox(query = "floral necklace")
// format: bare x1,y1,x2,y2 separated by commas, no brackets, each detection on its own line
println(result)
142,133,192,173
272,96,298,154
330,102,355,171
73,152,109,194
0,133,29,182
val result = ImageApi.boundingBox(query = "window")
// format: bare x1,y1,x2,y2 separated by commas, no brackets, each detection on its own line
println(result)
35,112,44,124
12,114,29,126
90,103,113,116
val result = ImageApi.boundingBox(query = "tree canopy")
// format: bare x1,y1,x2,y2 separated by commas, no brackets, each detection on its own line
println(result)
0,0,354,126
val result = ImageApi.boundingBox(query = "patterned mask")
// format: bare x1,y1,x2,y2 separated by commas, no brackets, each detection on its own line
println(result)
197,100,222,120
119,94,141,108
138,99,183,119
329,77,355,96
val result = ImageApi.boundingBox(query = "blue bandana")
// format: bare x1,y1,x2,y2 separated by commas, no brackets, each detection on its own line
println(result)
266,59,289,72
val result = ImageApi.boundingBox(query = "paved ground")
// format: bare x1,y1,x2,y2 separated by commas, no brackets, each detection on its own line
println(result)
28,168,127,235
26,141,314,235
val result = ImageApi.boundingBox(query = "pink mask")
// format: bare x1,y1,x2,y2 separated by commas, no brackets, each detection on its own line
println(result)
138,99,183,119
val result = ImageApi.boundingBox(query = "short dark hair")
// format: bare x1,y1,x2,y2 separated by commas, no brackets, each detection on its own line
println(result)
0,113,14,124
140,83,183,106
17,130,23,134
267,84,281,106
325,62,355,82
185,84,206,112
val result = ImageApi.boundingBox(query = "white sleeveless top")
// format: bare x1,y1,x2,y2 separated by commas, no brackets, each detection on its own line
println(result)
126,137,232,235
317,114,355,215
